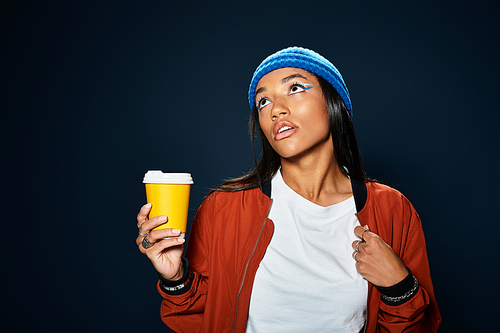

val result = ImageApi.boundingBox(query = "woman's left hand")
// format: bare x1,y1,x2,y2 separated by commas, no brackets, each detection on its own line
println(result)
352,225,408,287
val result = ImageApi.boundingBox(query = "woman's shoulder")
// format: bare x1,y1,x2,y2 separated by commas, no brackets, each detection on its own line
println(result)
362,181,421,229
366,180,402,194
201,186,268,210
193,186,272,231
206,185,263,199
365,180,413,208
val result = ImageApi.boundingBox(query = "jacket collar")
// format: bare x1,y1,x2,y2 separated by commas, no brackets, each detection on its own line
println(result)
260,177,367,213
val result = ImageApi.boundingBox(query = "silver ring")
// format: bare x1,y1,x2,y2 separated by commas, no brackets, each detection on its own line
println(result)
142,238,153,249
355,241,362,252
137,222,149,237
361,228,370,241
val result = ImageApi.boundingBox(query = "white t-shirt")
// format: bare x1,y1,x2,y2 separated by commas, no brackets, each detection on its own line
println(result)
246,170,368,333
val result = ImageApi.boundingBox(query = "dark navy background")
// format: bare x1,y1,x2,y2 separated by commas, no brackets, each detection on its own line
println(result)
1,0,498,332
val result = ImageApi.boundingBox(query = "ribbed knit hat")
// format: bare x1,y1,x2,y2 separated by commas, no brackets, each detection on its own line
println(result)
248,46,352,117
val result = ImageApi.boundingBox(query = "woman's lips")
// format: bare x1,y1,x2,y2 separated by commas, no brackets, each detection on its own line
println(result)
274,121,298,140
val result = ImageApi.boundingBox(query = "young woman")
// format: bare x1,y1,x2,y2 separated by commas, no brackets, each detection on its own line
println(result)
136,47,441,332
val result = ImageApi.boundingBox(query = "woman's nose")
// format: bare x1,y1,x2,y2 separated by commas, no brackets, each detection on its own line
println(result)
271,97,289,119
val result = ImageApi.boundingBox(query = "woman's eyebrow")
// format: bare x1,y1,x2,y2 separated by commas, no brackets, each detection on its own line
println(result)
281,73,307,84
255,87,267,95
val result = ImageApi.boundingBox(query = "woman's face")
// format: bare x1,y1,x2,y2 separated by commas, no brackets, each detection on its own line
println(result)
255,67,332,160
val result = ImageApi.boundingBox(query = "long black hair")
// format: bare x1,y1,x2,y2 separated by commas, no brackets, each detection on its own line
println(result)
212,73,368,193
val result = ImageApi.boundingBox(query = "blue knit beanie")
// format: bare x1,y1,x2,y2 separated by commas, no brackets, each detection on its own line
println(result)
248,46,352,117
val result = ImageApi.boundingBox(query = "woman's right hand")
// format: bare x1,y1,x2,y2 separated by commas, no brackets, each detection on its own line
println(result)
136,203,186,281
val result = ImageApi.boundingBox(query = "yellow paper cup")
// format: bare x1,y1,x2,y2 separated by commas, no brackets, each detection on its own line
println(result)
143,170,194,234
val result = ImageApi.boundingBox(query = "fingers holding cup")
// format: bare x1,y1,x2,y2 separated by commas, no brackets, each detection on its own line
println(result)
136,203,152,228
136,213,169,252
138,224,182,253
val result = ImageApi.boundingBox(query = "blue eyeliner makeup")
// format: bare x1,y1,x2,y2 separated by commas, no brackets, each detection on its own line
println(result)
256,97,271,111
288,82,314,95
295,82,314,90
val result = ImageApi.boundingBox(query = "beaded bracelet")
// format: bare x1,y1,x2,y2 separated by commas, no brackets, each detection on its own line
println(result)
161,281,186,292
381,275,419,303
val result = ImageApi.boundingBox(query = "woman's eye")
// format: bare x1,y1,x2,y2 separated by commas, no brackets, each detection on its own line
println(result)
257,97,271,110
289,82,313,95
289,84,305,94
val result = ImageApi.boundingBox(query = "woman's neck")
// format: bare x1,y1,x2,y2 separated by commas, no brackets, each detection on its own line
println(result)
280,149,352,207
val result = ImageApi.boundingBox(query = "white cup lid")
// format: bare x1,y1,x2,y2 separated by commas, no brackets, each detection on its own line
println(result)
143,170,194,184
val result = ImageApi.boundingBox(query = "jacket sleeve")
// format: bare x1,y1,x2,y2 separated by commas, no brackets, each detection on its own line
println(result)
157,195,214,333
375,196,441,332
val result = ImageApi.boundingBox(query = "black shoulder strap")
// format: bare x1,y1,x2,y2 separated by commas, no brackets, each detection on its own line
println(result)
261,178,272,198
351,178,367,213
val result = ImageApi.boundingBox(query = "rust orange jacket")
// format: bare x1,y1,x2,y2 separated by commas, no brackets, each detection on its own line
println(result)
157,179,441,332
